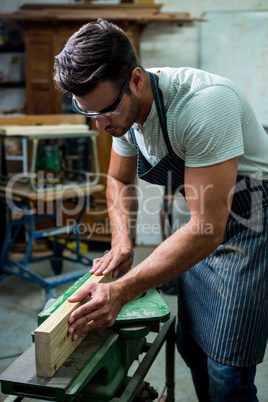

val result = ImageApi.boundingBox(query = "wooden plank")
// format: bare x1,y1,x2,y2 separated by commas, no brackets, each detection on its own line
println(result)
0,9,205,23
20,3,162,11
42,9,193,22
0,124,93,136
0,182,104,202
34,272,114,377
0,114,86,126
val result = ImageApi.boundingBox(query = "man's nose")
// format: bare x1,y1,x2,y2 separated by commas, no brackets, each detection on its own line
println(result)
94,117,111,131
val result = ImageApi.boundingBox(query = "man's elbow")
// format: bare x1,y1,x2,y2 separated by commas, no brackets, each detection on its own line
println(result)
207,223,225,253
189,218,225,256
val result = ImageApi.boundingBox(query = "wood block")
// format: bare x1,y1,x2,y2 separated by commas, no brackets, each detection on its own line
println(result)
34,272,114,377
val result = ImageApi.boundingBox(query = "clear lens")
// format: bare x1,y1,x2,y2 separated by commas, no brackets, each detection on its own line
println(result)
91,111,120,120
91,100,124,120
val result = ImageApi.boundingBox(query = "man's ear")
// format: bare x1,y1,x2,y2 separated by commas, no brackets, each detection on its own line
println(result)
130,67,143,91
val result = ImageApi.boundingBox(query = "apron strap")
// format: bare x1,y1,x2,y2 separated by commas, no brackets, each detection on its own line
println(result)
148,72,174,155
129,127,136,146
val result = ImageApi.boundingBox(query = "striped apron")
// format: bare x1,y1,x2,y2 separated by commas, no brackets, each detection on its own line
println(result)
130,72,268,367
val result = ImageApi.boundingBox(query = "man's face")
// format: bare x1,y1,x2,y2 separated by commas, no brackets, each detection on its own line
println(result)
73,79,142,137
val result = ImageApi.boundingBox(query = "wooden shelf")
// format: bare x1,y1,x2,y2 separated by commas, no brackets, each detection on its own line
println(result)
0,4,205,24
20,2,163,12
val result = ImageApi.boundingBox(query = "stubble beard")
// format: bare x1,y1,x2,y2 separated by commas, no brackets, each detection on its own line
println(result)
109,92,142,138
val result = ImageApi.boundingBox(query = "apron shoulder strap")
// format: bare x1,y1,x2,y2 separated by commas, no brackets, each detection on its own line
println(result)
148,72,174,155
129,127,137,146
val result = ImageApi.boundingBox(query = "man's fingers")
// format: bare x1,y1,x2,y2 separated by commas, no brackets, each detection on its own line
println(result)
68,273,107,303
68,312,113,341
68,306,97,334
68,305,117,340
68,286,92,303
66,281,123,341
92,257,113,275
90,247,133,276
91,254,132,276
69,299,93,323
69,319,95,341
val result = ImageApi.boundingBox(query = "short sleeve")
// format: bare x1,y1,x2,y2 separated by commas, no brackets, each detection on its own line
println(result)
180,85,244,167
112,133,137,157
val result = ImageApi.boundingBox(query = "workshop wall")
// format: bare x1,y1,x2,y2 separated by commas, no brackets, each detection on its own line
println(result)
140,0,267,69
1,0,267,245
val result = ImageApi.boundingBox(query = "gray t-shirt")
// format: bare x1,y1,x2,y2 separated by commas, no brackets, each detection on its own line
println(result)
112,67,268,180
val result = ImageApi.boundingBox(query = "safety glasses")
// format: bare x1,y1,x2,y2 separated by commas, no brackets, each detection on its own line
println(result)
72,72,131,119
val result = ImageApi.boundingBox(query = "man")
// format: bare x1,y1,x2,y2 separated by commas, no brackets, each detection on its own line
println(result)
54,19,268,401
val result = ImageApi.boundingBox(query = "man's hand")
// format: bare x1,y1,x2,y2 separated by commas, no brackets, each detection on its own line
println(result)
67,281,123,341
90,246,134,277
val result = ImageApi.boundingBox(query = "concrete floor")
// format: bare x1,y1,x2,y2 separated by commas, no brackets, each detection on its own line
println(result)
0,245,267,402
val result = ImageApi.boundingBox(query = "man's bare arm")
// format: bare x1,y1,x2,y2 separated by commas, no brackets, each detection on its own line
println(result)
68,157,238,338
90,149,138,276
114,157,238,302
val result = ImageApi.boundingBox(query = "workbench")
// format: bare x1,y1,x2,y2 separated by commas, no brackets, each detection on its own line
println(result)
0,123,100,191
0,122,104,303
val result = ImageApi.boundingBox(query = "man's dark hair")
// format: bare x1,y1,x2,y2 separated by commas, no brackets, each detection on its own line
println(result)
54,18,144,97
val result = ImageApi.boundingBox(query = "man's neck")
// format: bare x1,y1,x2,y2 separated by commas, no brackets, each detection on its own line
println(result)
136,71,157,128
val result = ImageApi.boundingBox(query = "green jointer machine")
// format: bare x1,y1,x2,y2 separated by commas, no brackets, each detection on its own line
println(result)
0,271,176,402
